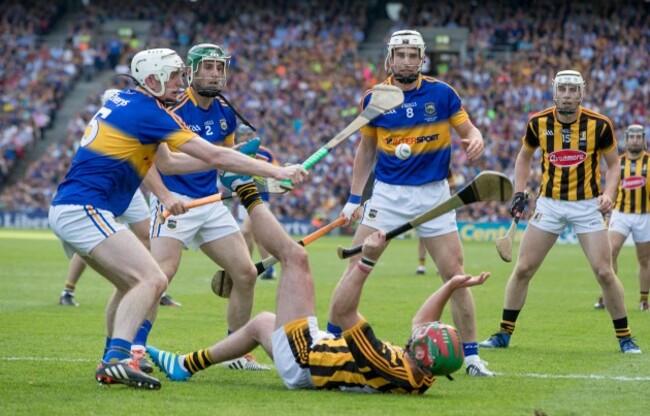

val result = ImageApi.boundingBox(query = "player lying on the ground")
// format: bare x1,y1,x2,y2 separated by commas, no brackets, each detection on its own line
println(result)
148,229,490,393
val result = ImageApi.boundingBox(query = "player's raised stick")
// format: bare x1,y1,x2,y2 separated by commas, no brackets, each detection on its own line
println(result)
337,171,513,259
212,216,347,298
280,85,404,190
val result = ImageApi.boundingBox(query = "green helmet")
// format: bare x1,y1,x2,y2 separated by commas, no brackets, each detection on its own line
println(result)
186,43,231,97
406,322,464,376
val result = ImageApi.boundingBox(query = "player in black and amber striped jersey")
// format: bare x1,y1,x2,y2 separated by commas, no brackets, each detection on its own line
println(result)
480,70,641,354
147,228,490,393
595,125,650,311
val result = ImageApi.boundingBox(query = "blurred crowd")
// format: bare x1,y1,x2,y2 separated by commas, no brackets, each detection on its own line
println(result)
1,0,648,224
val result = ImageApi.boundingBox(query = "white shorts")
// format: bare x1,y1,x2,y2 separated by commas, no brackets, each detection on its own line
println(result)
609,210,650,243
117,188,149,224
360,180,457,238
149,192,239,250
49,204,128,258
271,316,332,390
528,196,606,234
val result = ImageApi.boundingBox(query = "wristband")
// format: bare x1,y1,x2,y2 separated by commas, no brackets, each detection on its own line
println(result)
356,262,373,274
348,194,361,204
360,257,376,267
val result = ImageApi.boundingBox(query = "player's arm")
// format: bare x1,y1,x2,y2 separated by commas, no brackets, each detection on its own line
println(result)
599,148,620,213
411,273,490,328
155,141,214,174
513,144,535,193
176,137,307,183
454,119,484,162
341,133,376,222
142,165,187,216
328,231,388,331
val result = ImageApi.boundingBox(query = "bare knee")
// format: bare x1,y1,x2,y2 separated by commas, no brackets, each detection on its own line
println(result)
231,263,258,291
513,261,537,281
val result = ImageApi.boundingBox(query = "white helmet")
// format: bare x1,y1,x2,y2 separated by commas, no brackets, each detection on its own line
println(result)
130,48,186,97
552,70,585,114
385,29,426,83
625,124,646,151
100,89,120,105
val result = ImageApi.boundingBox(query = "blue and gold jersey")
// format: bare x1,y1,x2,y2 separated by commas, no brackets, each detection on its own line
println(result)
51,89,195,216
360,75,468,186
255,145,277,202
162,89,237,198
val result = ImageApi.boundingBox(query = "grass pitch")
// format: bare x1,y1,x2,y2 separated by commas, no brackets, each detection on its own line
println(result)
0,229,648,415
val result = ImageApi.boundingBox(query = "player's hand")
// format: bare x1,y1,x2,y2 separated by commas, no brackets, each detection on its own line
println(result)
341,194,361,224
509,192,528,219
274,164,308,184
161,195,187,216
361,230,388,261
447,272,490,290
597,194,614,213
461,135,484,161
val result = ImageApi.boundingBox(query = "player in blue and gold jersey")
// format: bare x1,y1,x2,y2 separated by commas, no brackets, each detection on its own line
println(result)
338,30,492,376
481,71,640,354
49,48,308,389
148,228,490,393
594,124,650,311
141,44,281,371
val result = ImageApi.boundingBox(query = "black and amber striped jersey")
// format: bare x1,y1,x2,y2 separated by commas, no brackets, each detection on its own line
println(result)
286,318,434,393
523,106,617,201
615,152,649,214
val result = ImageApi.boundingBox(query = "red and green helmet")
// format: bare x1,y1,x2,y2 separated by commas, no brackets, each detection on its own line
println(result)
407,322,464,376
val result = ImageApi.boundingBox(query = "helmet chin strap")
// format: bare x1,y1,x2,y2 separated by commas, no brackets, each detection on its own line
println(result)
194,86,221,98
394,73,419,84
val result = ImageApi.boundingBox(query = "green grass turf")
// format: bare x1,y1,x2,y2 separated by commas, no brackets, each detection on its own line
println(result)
0,229,648,415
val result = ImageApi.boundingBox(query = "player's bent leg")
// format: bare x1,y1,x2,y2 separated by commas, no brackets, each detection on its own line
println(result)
128,218,152,250
149,237,184,282
635,242,650,311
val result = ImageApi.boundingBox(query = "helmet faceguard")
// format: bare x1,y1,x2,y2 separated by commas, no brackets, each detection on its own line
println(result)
624,124,646,152
406,322,464,376
130,48,187,99
186,43,231,97
552,70,585,115
385,30,426,84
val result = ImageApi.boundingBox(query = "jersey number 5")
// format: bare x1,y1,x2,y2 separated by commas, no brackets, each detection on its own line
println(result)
80,107,112,147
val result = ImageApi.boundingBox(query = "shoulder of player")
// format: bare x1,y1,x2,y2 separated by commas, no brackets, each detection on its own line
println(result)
580,106,614,125
526,107,555,124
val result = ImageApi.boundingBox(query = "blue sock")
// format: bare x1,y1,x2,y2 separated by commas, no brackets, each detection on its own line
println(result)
227,329,233,336
133,320,152,346
102,337,111,361
104,338,132,362
327,322,342,338
463,342,478,358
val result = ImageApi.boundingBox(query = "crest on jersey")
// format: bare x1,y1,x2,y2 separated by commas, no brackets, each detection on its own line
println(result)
220,119,227,130
368,209,378,220
425,102,436,115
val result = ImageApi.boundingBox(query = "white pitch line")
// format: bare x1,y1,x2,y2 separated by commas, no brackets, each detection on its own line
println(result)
495,372,650,382
1,356,93,363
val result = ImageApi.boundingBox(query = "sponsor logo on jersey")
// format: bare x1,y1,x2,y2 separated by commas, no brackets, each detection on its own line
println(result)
548,149,587,167
386,134,439,146
622,176,646,190
188,124,202,132
546,130,554,136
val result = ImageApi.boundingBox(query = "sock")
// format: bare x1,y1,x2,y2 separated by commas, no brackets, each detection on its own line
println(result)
613,317,631,339
418,258,425,267
133,320,152,346
640,292,649,303
499,309,520,335
463,342,478,359
102,337,111,361
64,281,75,292
236,182,263,213
327,322,342,338
184,348,214,374
104,338,131,362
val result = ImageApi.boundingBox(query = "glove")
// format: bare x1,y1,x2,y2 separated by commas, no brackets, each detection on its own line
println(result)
220,137,262,192
341,194,361,220
509,192,528,219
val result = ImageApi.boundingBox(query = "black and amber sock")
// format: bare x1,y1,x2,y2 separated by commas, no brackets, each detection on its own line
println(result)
499,309,520,334
613,317,631,339
64,281,75,292
236,182,263,214
183,348,214,374
640,291,649,303
418,258,426,267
